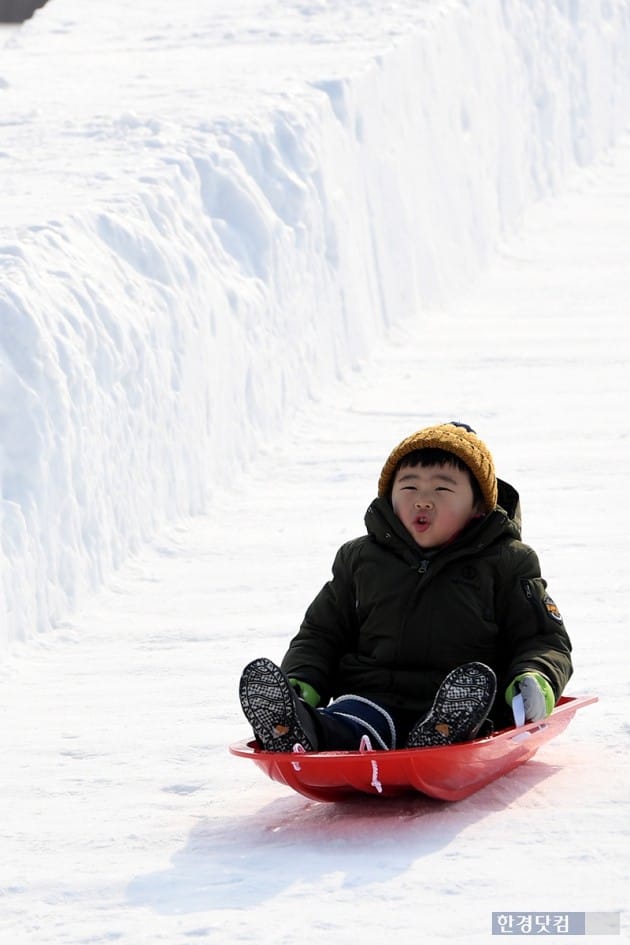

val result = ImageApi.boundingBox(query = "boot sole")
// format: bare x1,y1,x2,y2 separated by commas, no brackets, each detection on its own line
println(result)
406,662,497,748
239,658,316,752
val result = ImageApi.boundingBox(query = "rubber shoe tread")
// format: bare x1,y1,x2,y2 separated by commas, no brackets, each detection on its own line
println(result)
406,661,497,748
239,657,317,752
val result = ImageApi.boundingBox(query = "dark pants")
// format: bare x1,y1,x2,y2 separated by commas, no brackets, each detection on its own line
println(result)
305,695,422,751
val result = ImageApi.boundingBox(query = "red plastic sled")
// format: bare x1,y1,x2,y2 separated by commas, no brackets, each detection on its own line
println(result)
230,694,597,802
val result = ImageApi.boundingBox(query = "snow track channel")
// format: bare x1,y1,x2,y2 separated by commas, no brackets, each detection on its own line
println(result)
1,1,629,942
1,136,629,945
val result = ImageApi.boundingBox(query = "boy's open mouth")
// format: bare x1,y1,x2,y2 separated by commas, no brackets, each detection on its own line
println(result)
414,515,431,530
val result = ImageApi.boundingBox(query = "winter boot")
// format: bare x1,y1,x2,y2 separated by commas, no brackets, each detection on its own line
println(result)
239,657,319,752
405,661,497,748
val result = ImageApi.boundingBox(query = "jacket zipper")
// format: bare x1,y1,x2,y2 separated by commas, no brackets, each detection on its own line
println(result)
417,559,430,575
520,578,546,631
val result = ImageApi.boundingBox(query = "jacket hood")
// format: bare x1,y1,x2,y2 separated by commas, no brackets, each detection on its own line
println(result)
497,477,521,530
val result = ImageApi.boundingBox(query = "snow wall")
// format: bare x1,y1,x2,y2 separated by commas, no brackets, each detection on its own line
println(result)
2,0,630,652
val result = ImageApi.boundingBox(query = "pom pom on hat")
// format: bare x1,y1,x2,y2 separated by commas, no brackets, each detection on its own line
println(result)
377,421,498,511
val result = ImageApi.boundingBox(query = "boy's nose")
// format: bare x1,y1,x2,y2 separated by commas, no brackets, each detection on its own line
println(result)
415,497,433,509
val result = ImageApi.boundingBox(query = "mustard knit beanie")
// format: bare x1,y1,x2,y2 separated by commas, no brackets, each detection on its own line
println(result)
377,421,498,511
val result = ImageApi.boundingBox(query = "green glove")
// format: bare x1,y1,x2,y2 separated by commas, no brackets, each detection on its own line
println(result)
289,678,320,708
505,672,555,722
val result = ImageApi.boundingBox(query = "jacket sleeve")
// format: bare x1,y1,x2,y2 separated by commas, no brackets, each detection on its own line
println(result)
280,543,358,705
495,543,573,700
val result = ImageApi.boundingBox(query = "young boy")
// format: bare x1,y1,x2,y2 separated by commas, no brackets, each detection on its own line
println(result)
239,422,573,752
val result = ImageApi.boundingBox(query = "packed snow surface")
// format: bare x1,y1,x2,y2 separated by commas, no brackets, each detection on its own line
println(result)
1,1,629,943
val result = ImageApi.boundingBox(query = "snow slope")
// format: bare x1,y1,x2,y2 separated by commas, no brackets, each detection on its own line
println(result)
1,2,629,944
2,0,630,649
1,143,629,944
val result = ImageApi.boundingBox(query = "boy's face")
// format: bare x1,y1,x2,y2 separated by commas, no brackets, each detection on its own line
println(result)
391,461,482,549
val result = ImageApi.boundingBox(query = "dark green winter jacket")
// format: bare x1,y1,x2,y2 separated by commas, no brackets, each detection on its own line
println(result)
281,480,573,722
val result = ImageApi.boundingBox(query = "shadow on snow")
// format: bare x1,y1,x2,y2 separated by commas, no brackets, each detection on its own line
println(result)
126,759,560,915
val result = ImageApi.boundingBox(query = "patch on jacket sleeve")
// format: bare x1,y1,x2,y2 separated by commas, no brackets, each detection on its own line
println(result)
543,594,563,623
